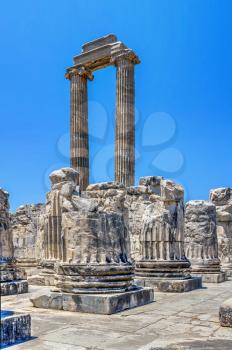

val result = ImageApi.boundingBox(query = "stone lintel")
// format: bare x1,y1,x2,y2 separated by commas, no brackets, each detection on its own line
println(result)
82,34,118,52
31,288,154,314
70,40,139,72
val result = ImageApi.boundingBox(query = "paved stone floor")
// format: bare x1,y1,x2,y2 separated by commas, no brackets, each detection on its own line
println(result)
2,281,232,350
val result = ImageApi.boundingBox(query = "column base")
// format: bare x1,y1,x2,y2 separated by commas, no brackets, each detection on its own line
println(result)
54,263,135,294
135,260,201,292
30,287,154,315
219,298,232,327
135,276,202,293
1,280,28,296
0,312,31,347
191,261,226,283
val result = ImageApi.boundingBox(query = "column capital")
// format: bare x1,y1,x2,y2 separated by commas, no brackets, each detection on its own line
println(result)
111,49,140,67
65,66,94,81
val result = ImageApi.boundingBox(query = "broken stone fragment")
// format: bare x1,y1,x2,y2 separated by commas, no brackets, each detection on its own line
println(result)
220,298,232,327
50,167,79,187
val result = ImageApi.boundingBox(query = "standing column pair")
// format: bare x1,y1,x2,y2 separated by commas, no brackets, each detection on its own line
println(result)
66,53,139,190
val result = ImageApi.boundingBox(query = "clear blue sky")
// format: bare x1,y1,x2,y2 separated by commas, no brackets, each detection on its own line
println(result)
0,0,232,211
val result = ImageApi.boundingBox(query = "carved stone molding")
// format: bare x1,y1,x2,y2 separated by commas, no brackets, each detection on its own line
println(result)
111,49,140,67
65,66,94,81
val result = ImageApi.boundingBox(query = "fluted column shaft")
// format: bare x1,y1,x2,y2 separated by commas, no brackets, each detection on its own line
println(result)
68,67,93,190
115,58,135,187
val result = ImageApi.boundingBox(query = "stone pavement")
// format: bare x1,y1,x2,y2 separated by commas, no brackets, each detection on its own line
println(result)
2,281,232,350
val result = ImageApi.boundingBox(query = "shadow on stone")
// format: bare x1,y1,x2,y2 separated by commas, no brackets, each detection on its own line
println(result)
151,339,232,350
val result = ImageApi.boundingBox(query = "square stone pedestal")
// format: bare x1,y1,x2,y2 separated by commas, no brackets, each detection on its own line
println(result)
1,280,28,296
191,272,226,283
135,277,202,293
30,287,154,315
0,311,31,347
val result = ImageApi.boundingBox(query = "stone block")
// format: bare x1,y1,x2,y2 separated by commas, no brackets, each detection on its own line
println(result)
220,298,232,327
210,188,232,206
86,182,124,191
191,272,226,283
28,274,55,286
50,167,79,187
11,203,45,267
161,179,184,202
135,277,202,293
82,34,118,52
31,287,154,315
0,312,31,347
1,280,28,296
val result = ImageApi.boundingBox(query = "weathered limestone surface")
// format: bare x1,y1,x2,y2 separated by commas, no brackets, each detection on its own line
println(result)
53,175,133,293
3,281,232,350
220,298,232,327
124,176,180,261
0,188,13,258
0,188,28,295
31,288,153,315
31,168,154,313
210,188,232,277
11,203,45,276
29,168,80,286
185,200,225,283
126,177,201,292
0,312,31,347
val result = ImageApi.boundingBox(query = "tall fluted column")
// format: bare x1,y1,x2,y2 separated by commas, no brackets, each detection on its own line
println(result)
66,67,93,190
115,53,139,187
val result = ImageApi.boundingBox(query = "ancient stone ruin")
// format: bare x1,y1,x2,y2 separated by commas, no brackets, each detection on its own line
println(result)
28,168,81,286
133,177,201,292
0,35,232,349
0,188,28,295
11,36,203,300
210,188,232,277
1,36,231,334
185,200,225,283
65,34,139,190
31,168,154,314
11,203,45,276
